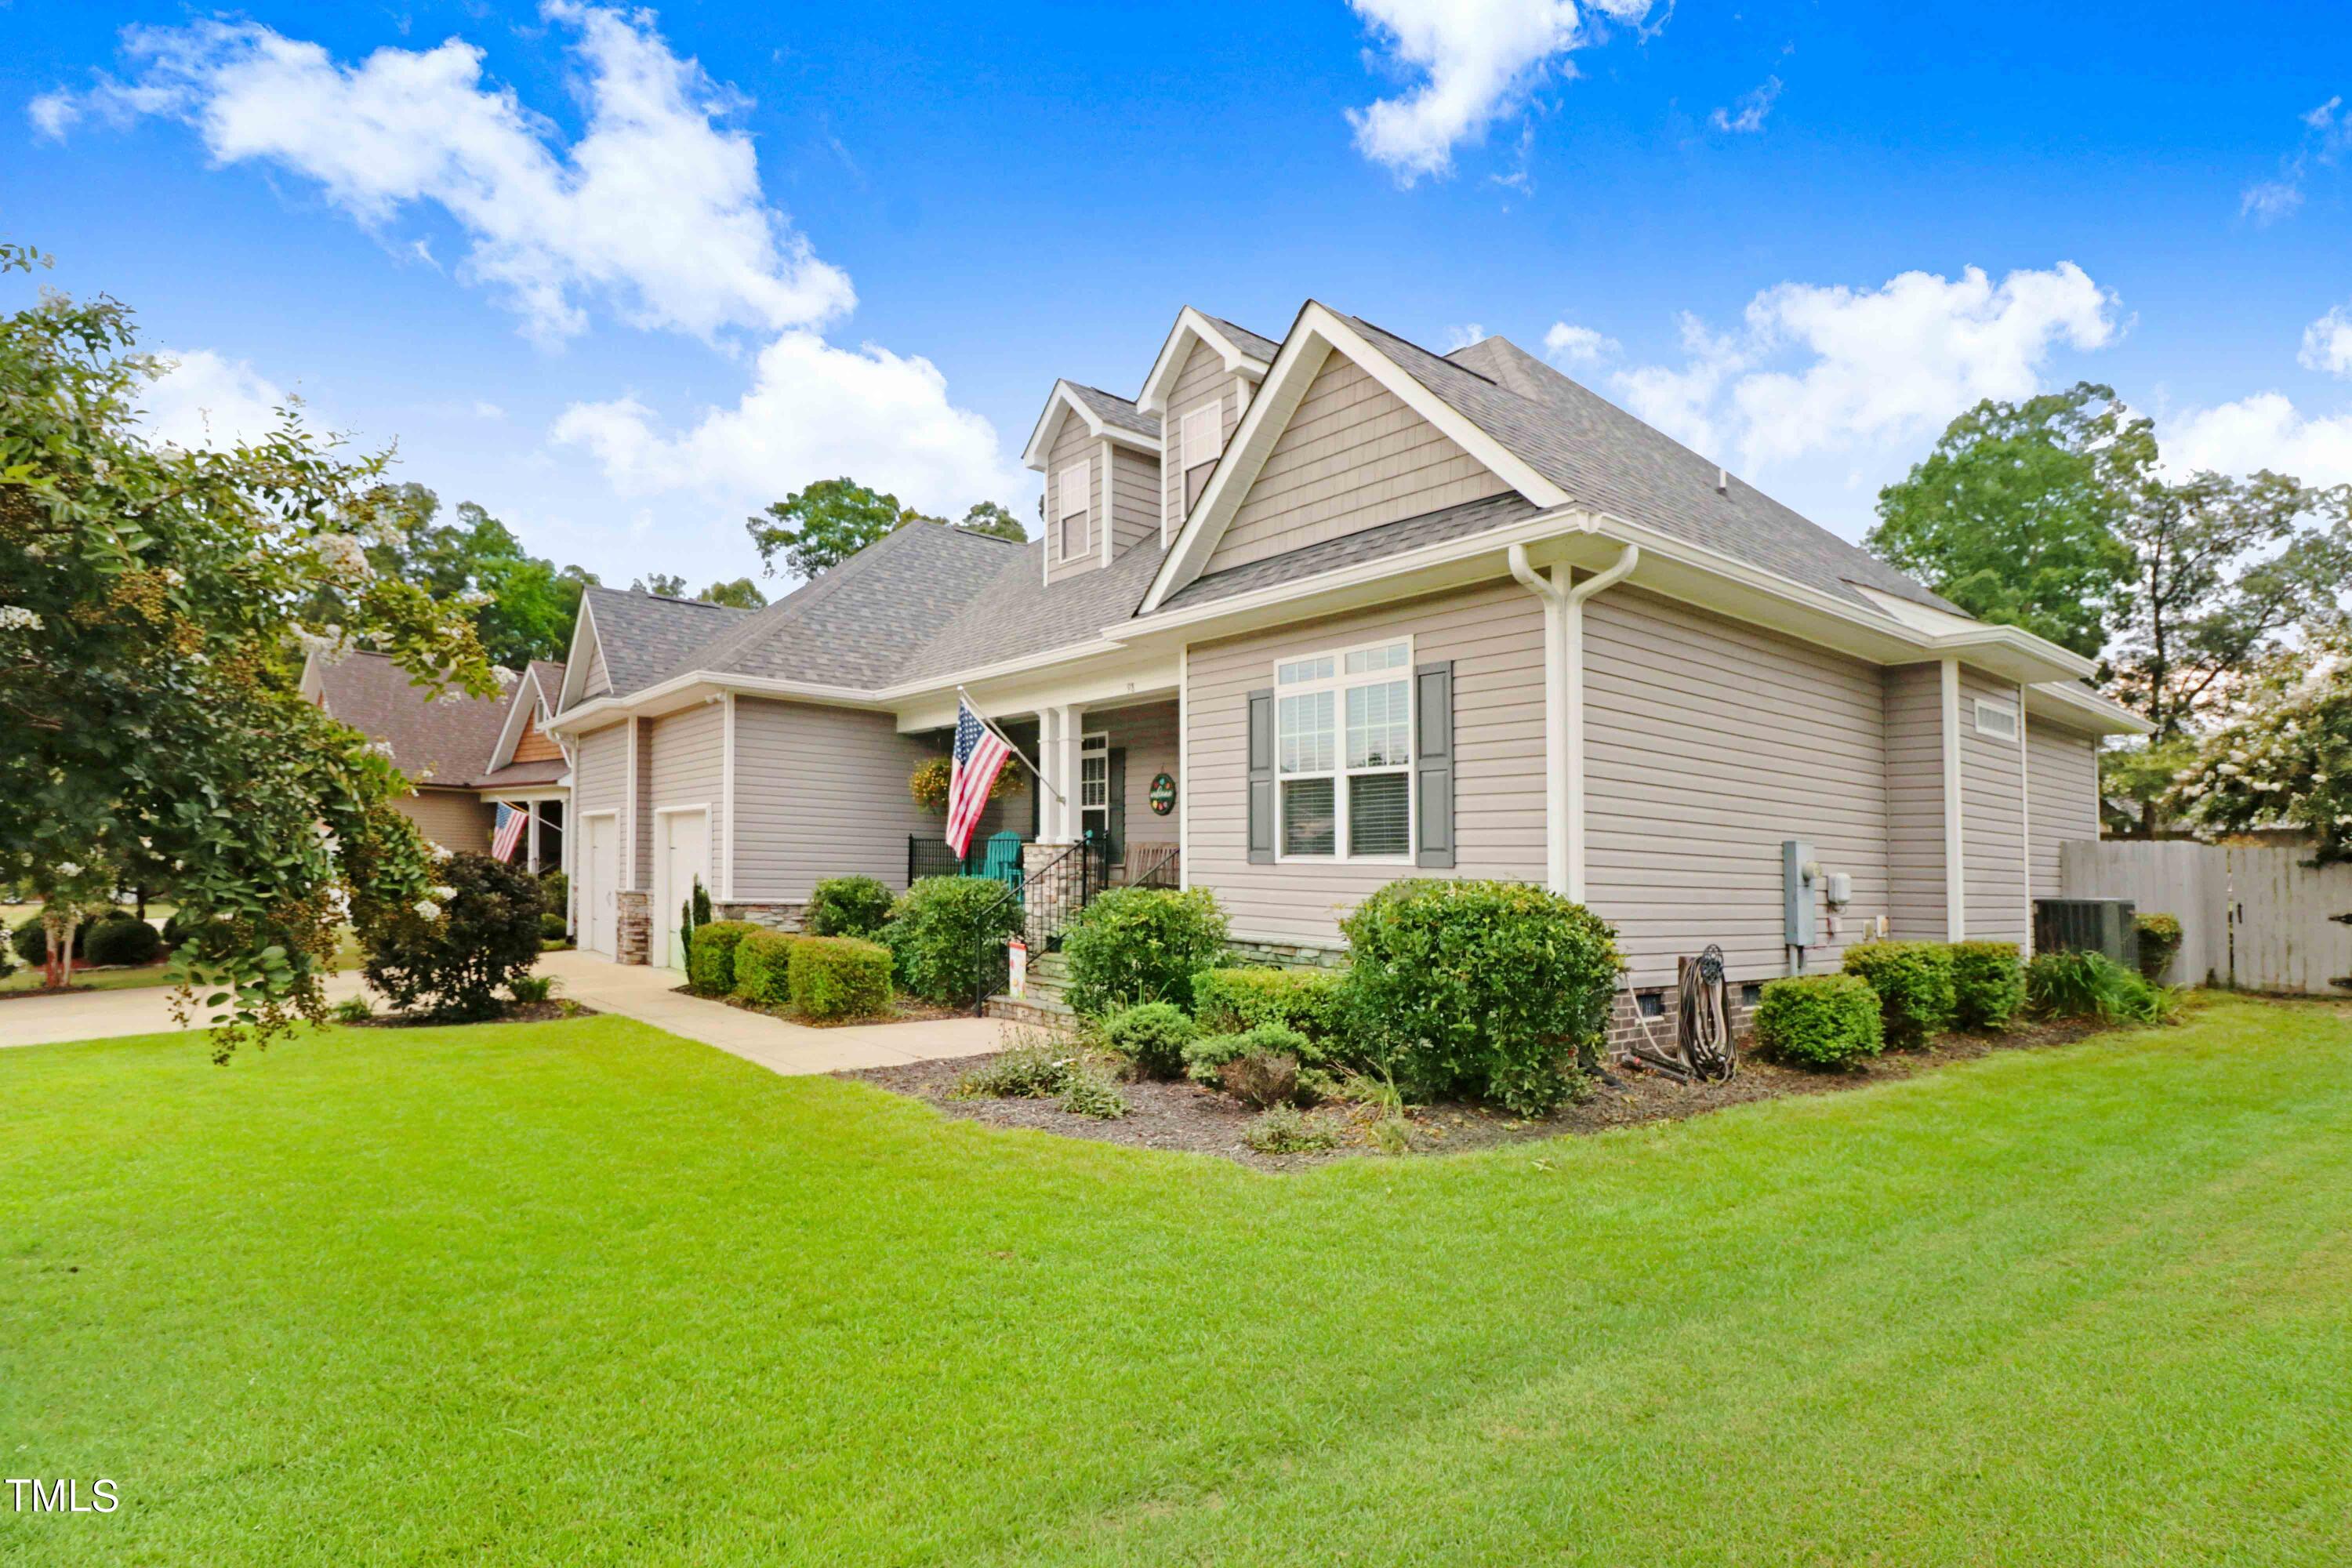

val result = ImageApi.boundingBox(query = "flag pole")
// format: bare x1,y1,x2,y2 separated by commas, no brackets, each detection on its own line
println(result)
957,685,1065,804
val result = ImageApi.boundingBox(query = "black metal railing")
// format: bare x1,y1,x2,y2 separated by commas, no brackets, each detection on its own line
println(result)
1019,837,1109,954
908,836,980,884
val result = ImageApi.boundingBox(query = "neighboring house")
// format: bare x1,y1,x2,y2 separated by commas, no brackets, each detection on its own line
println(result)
302,650,573,876
548,301,2148,1033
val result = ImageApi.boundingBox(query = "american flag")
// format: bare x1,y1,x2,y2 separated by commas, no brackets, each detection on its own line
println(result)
946,698,1014,860
492,801,528,862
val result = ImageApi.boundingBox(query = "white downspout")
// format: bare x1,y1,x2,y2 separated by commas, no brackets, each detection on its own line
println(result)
1509,541,1639,902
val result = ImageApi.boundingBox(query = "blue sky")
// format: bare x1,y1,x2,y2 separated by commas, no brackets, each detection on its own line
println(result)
7,1,2350,591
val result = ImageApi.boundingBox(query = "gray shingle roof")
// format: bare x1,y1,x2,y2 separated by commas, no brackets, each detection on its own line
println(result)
1160,491,1542,612
1065,383,1161,441
1201,314,1279,364
891,538,1166,684
579,586,755,699
1359,321,1952,613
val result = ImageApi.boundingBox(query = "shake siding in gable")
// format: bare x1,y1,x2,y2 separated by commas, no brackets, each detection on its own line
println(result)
646,704,725,890
1162,340,1243,530
1185,578,1545,946
2027,718,2102,898
1958,669,2028,943
1583,587,1889,988
1204,352,1511,575
1883,664,1948,940
731,699,938,902
1109,445,1160,558
1044,416,1098,586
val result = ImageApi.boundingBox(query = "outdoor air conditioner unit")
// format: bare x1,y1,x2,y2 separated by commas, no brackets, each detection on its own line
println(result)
2034,898,2139,972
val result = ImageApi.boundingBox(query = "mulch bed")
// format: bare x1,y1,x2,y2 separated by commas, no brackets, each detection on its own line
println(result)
346,1000,597,1029
682,986,973,1029
840,1014,2113,1172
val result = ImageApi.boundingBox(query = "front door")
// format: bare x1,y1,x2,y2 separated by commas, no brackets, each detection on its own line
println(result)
583,814,619,956
654,809,710,971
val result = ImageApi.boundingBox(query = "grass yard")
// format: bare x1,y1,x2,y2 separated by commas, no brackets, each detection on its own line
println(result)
3,998,2347,1565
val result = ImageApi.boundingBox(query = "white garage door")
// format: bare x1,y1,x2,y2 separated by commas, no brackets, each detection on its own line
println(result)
653,808,710,971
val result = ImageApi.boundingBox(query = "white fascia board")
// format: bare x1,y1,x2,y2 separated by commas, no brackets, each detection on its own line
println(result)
1140,303,1572,614
484,670,542,776
891,649,1182,733
1136,307,1272,415
1021,380,1163,471
545,671,883,736
2024,680,2153,736
556,597,605,713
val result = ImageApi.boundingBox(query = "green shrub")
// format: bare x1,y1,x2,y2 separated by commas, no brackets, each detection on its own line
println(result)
161,912,191,949
687,920,757,994
358,853,545,1022
2027,950,2173,1025
953,1038,1080,1099
1949,941,2026,1031
1340,878,1620,1116
1190,966,1353,1046
1841,941,1958,1048
2136,913,2185,983
1098,1001,1197,1079
885,877,1024,1004
509,975,556,1004
328,996,375,1024
806,875,895,939
539,869,568,920
731,931,799,1008
788,935,893,1022
12,914,88,965
1058,1062,1131,1120
1243,1104,1338,1155
1185,1022,1311,1089
539,911,569,942
1753,974,1885,1067
1060,886,1231,1016
85,914,162,967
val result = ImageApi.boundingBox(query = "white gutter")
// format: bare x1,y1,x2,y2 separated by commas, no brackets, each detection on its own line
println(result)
1509,540,1639,902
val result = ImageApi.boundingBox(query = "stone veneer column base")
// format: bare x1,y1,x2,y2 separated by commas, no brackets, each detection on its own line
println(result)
615,891,651,965
713,901,805,933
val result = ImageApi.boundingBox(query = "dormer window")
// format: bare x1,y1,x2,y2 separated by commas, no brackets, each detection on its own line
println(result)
1058,460,1090,559
1180,401,1225,514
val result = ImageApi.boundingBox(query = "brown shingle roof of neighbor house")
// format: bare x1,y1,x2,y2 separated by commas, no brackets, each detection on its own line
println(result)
579,585,757,699
477,757,569,789
310,650,519,788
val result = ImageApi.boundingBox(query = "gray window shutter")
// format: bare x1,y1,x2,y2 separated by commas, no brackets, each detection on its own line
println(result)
1415,661,1454,869
1107,748,1127,864
1247,688,1276,865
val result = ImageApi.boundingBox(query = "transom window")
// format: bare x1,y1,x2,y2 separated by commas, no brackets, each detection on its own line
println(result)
1058,461,1089,559
1276,638,1412,860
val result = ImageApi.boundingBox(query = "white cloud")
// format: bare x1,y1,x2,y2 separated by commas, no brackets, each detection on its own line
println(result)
2240,93,2348,226
1541,321,1618,365
1344,0,1654,183
1709,74,1780,134
1443,323,1488,350
2163,393,2352,488
2299,304,2352,377
1613,263,2120,469
550,332,1022,527
31,4,852,347
138,349,299,449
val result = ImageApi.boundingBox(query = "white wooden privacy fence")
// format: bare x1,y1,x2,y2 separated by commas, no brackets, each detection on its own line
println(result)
2060,840,2352,994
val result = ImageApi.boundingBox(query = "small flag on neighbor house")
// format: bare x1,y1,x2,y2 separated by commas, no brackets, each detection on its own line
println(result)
946,697,1013,860
492,801,528,863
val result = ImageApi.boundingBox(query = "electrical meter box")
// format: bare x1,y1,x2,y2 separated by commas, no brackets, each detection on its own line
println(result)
1825,871,1853,907
1783,839,1817,947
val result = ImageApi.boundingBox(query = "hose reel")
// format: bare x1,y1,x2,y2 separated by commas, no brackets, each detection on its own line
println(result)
1619,943,1737,1083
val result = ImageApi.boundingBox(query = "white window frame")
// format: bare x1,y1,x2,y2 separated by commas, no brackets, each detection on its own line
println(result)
1973,697,2020,741
1180,401,1225,471
1058,460,1090,561
1272,635,1414,865
1079,731,1110,841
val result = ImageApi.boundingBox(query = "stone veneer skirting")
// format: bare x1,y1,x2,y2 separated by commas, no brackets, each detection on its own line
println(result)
714,901,804,933
615,891,650,965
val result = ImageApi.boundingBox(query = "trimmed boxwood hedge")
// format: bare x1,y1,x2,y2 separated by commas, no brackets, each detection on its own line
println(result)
1754,974,1884,1066
885,877,1024,1005
805,875,895,939
1949,940,2026,1031
732,930,799,1008
686,920,758,994
1060,887,1230,1016
1099,1001,1197,1080
1840,941,1957,1048
788,935,893,1022
1189,966,1352,1045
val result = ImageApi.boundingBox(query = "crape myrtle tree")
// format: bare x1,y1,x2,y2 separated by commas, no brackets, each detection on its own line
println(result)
0,244,495,1054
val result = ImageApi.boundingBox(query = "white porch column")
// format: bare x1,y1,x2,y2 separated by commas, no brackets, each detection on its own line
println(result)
525,800,542,875
1040,702,1087,843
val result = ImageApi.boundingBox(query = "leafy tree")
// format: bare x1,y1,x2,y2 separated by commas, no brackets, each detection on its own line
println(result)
2172,648,2352,863
958,500,1027,543
347,487,595,667
0,242,493,1048
699,576,767,609
1868,384,2145,659
633,572,688,596
746,478,909,579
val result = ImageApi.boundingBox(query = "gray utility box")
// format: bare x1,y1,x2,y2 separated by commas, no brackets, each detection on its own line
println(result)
2034,898,2139,972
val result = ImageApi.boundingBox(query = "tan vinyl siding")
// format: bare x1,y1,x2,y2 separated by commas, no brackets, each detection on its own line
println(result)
1163,340,1244,532
1206,352,1510,575
1584,587,1889,988
646,704,725,892
1088,699,1181,862
397,788,495,854
1108,444,1160,560
732,699,939,902
1185,578,1544,947
1958,670,2028,943
1044,416,1098,586
581,636,612,698
2027,717,2101,902
633,720,654,888
1884,663,1949,940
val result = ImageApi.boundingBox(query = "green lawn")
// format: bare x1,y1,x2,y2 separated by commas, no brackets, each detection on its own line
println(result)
3,999,2347,1565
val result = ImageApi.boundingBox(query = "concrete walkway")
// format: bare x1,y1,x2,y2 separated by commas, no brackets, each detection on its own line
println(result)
2,948,1012,1076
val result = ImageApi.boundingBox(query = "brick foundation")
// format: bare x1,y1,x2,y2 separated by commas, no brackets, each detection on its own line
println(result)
1605,977,1766,1059
616,891,651,965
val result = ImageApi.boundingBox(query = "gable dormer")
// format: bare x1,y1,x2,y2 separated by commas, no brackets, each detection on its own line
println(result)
1022,379,1163,586
1136,307,1276,543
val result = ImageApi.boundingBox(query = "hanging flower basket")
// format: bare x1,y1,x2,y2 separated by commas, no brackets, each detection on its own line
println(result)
909,755,1020,814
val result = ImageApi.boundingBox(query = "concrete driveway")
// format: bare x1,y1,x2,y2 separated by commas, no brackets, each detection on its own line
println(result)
1,947,1011,1076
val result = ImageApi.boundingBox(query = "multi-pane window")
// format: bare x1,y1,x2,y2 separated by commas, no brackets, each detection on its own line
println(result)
1275,639,1412,860
1080,732,1109,844
1058,461,1089,559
